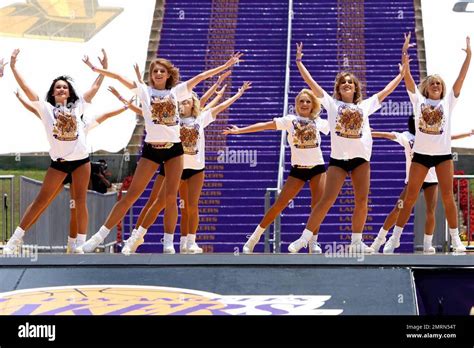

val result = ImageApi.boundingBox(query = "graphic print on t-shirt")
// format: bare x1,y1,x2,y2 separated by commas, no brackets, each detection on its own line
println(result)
52,108,78,141
419,103,445,135
335,104,364,139
150,94,178,126
180,122,200,155
291,118,319,148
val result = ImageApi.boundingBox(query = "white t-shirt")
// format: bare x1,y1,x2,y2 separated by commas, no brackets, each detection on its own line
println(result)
408,88,457,155
181,110,214,170
33,97,93,161
133,81,191,143
392,131,438,184
320,90,381,161
274,114,329,167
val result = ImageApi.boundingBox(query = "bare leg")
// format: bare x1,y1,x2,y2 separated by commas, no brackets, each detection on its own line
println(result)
103,158,158,229
259,176,305,228
435,160,457,228
305,166,347,233
69,182,78,238
423,184,438,235
135,173,164,228
309,172,326,209
179,180,189,237
382,186,408,231
163,155,183,234
71,162,91,235
186,171,205,235
350,162,370,234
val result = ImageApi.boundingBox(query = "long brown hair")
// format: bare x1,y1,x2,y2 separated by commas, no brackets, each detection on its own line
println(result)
148,58,180,89
333,72,363,104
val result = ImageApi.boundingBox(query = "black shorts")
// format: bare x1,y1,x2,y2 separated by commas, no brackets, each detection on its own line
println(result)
159,165,205,180
63,174,72,185
289,165,326,182
50,157,90,175
141,142,184,165
329,157,367,173
412,152,452,169
421,181,438,191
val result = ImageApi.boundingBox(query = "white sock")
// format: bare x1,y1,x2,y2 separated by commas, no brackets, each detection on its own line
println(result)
449,228,459,237
187,234,196,244
136,226,147,238
393,226,403,239
163,233,174,244
423,234,433,249
378,227,389,239
251,225,265,239
98,226,110,239
180,236,187,244
301,229,313,242
13,227,25,239
67,236,76,246
76,234,86,247
309,234,319,245
351,233,362,243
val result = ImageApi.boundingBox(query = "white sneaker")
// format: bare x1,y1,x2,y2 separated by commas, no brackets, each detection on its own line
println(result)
450,234,466,253
383,236,400,254
423,245,436,254
66,243,75,254
163,242,175,254
349,240,374,254
180,239,188,254
370,236,386,253
78,233,104,253
187,242,203,254
309,242,322,254
288,238,308,253
3,236,23,255
122,233,145,255
243,237,259,254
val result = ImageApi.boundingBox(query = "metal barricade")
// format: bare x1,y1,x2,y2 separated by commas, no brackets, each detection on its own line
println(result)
0,175,14,245
263,188,281,253
453,175,473,249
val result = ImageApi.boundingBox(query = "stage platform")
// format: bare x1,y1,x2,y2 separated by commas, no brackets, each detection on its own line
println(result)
0,253,472,315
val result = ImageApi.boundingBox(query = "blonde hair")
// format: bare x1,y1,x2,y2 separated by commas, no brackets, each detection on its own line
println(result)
180,92,201,117
419,74,446,99
295,89,321,119
148,58,180,89
333,72,363,104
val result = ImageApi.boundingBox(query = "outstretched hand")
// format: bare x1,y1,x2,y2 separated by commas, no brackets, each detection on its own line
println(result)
217,70,231,85
399,54,411,76
225,52,244,68
462,36,471,56
216,84,227,95
108,86,125,102
0,58,7,77
99,49,108,69
402,32,415,54
82,55,95,70
238,81,252,94
222,125,240,135
296,42,304,61
134,63,144,83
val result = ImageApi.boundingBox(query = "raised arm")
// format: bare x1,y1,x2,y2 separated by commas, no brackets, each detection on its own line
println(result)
451,129,474,140
453,36,471,97
15,90,40,118
203,84,226,111
108,86,142,116
401,32,417,93
134,63,144,84
83,49,108,103
223,121,277,135
83,57,136,90
0,58,7,78
376,59,408,103
371,131,396,140
210,82,251,117
296,42,324,98
185,52,243,92
95,103,132,125
10,49,39,101
200,70,231,106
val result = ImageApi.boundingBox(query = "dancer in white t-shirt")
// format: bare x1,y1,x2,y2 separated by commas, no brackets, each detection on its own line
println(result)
371,117,474,254
119,82,251,255
3,48,109,255
287,42,408,254
383,34,471,254
79,53,243,253
223,89,329,253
